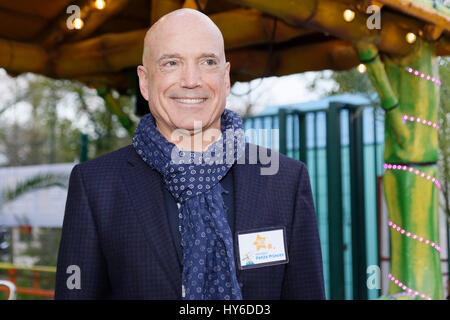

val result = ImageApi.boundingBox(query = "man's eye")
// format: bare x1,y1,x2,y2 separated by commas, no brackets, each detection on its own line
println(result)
164,61,177,67
204,59,217,66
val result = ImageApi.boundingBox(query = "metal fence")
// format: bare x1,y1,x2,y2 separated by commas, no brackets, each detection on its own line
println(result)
243,102,385,300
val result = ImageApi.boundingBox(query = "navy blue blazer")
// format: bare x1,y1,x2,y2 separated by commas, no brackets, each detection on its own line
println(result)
55,143,325,300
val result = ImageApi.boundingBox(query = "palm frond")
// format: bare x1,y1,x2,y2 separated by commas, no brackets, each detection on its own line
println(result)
2,173,69,203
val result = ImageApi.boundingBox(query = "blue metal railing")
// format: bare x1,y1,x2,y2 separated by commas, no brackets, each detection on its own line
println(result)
243,103,384,300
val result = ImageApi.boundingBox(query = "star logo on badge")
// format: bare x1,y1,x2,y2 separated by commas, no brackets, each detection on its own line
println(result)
253,234,266,251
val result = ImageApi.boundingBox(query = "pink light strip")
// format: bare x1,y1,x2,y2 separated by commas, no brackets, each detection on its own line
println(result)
406,67,441,86
402,114,439,130
383,163,442,190
388,220,441,253
388,274,432,300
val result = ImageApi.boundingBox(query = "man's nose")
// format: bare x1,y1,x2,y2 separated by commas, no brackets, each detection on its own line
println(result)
180,63,202,88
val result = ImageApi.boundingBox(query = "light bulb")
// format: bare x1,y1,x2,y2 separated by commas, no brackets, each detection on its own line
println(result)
357,64,366,73
73,18,84,30
406,32,417,44
95,0,106,10
343,9,355,22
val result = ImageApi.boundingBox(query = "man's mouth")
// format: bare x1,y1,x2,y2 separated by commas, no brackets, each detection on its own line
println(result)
172,97,207,104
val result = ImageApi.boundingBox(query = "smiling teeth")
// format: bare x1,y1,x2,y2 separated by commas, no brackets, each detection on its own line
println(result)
174,98,206,104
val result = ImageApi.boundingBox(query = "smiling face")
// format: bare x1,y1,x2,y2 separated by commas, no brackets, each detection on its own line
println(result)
137,9,230,141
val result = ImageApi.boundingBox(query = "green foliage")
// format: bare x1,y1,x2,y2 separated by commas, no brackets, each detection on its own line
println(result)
0,73,134,166
0,72,137,277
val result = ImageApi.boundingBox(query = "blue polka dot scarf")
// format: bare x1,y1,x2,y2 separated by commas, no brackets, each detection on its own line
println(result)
132,109,244,300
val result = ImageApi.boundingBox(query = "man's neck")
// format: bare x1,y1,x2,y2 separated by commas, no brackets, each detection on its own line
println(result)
158,122,222,152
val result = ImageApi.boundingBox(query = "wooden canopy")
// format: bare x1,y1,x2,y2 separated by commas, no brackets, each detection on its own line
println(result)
0,0,449,93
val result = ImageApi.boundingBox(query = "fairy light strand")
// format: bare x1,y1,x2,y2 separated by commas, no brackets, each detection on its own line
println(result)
406,67,441,86
385,161,440,299
383,163,442,190
388,220,441,253
402,114,439,131
388,274,432,300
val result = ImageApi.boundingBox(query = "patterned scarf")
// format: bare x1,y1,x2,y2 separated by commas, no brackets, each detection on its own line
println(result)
132,109,244,300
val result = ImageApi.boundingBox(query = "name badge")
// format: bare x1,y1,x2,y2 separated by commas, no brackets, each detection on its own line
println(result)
236,226,288,270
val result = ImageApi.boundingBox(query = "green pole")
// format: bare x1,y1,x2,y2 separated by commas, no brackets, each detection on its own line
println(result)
348,105,367,300
326,102,345,299
79,133,89,163
278,108,287,155
298,112,307,165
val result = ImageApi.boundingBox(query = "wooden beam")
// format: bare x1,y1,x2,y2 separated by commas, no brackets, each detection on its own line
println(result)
227,0,442,57
376,0,450,32
227,0,378,38
1,5,448,83
69,0,131,42
353,0,385,12
228,39,360,82
52,29,145,77
211,9,313,49
423,24,444,41
436,36,450,57
182,0,208,11
0,0,73,20
38,0,92,48
67,40,360,88
0,7,48,41
0,37,48,74
48,8,313,77
151,0,184,24
227,0,318,27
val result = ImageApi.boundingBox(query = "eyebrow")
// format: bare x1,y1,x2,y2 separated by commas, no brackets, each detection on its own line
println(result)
157,53,182,63
156,53,221,63
198,53,220,60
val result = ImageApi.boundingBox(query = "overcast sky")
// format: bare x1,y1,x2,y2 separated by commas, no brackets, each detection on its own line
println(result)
227,71,335,115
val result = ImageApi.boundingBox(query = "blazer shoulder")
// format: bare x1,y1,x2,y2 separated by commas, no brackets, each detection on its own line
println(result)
74,144,135,175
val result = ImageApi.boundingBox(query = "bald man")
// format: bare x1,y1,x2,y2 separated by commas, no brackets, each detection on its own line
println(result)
138,9,231,151
55,9,325,300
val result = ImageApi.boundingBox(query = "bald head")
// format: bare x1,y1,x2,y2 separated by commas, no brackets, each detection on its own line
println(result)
136,8,231,148
142,9,226,67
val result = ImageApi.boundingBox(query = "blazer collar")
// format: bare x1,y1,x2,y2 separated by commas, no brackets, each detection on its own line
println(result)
232,143,264,233
232,143,265,281
123,146,182,297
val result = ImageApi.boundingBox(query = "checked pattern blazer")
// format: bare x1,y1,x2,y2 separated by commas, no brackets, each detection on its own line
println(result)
55,143,325,300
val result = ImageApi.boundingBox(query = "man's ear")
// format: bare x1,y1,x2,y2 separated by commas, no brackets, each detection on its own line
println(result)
137,65,149,101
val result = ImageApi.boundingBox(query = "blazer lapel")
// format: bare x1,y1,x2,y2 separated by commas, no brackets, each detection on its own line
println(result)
123,147,181,297
232,143,263,281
